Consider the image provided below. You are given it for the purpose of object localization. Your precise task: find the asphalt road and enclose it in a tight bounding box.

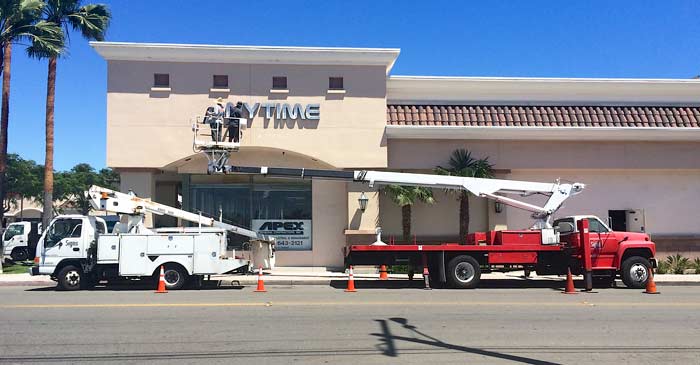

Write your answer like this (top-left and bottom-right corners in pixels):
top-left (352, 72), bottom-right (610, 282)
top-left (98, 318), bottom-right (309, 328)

top-left (1, 283), bottom-right (699, 364)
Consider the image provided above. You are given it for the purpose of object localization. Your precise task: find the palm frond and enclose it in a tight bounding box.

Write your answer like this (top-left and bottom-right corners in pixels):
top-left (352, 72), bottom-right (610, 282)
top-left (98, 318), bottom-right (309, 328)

top-left (67, 3), bottom-right (110, 41)
top-left (24, 19), bottom-right (63, 58)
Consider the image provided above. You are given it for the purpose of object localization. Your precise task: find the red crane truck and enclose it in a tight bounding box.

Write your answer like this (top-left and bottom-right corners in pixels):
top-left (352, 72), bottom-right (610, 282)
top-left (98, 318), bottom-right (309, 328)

top-left (222, 166), bottom-right (656, 290)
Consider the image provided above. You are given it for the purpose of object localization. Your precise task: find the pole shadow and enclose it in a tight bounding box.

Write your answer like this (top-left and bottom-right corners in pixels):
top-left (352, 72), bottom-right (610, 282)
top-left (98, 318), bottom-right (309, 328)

top-left (370, 317), bottom-right (561, 365)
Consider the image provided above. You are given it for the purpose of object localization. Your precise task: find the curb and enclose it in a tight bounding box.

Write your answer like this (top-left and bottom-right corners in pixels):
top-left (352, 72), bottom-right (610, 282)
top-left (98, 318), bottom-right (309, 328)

top-left (3, 279), bottom-right (700, 287)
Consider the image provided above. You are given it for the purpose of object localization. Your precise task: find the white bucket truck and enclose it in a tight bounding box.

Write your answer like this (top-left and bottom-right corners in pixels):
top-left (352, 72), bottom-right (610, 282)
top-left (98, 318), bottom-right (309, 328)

top-left (30, 186), bottom-right (275, 290)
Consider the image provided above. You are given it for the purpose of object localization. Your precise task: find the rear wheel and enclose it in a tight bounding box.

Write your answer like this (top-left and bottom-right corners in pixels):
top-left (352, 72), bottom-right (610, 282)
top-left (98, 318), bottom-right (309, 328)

top-left (446, 255), bottom-right (481, 289)
top-left (57, 265), bottom-right (83, 291)
top-left (160, 265), bottom-right (188, 290)
top-left (620, 256), bottom-right (650, 289)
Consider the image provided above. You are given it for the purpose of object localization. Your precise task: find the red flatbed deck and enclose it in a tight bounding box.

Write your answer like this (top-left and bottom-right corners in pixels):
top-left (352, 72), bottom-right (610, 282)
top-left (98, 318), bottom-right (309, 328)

top-left (349, 243), bottom-right (564, 252)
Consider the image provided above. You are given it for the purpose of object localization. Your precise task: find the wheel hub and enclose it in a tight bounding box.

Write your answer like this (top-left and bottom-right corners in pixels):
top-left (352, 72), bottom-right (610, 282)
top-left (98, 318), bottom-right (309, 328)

top-left (164, 270), bottom-right (180, 285)
top-left (65, 271), bottom-right (80, 286)
top-left (455, 262), bottom-right (475, 283)
top-left (630, 263), bottom-right (648, 283)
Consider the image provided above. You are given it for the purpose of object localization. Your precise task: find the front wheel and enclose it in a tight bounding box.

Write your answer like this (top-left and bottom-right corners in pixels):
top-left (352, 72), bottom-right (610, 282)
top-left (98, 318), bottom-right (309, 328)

top-left (57, 265), bottom-right (83, 291)
top-left (620, 256), bottom-right (651, 289)
top-left (446, 255), bottom-right (481, 289)
top-left (10, 247), bottom-right (28, 262)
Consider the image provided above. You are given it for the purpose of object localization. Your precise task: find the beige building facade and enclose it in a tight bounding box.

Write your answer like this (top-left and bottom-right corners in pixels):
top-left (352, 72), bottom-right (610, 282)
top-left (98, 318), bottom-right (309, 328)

top-left (92, 42), bottom-right (700, 267)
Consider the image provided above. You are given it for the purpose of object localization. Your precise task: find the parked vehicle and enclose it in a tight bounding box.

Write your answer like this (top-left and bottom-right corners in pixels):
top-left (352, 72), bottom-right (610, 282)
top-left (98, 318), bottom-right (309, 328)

top-left (30, 187), bottom-right (274, 291)
top-left (3, 221), bottom-right (41, 262)
top-left (227, 166), bottom-right (657, 290)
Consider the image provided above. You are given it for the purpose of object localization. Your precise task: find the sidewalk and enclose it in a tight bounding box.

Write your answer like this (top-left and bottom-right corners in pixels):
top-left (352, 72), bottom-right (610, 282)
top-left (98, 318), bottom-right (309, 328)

top-left (2, 267), bottom-right (699, 287)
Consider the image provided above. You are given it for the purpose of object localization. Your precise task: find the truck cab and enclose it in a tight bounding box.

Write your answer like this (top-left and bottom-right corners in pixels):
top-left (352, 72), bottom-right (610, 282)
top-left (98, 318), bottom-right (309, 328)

top-left (3, 221), bottom-right (41, 262)
top-left (33, 215), bottom-right (106, 277)
top-left (553, 215), bottom-right (656, 288)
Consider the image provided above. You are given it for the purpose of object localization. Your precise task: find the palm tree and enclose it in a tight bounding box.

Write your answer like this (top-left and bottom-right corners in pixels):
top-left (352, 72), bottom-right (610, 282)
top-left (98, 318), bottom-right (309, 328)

top-left (435, 149), bottom-right (494, 243)
top-left (28, 0), bottom-right (110, 228)
top-left (383, 185), bottom-right (435, 242)
top-left (0, 0), bottom-right (62, 228)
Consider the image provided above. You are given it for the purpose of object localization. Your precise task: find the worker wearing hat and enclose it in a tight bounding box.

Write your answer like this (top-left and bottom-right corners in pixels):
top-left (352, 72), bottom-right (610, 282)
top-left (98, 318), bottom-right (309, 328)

top-left (204, 98), bottom-right (226, 141)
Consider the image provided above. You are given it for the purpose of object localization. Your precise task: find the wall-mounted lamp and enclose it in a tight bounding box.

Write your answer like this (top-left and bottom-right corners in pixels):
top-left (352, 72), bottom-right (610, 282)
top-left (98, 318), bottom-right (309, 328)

top-left (358, 192), bottom-right (369, 212)
top-left (494, 202), bottom-right (503, 214)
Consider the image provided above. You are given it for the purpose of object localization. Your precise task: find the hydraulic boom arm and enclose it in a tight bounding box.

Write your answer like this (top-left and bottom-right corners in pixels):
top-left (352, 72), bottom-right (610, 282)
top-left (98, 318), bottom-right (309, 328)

top-left (222, 166), bottom-right (585, 227)
top-left (88, 185), bottom-right (270, 241)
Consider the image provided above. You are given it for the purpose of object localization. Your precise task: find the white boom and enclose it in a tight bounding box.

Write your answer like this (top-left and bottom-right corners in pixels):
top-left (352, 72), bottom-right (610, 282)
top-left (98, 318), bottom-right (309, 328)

top-left (87, 185), bottom-right (271, 241)
top-left (222, 166), bottom-right (585, 228)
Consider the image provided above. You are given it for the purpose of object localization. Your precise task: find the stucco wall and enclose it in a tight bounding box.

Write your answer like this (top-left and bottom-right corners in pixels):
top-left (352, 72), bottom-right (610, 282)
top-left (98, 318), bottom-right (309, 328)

top-left (106, 61), bottom-right (388, 170)
top-left (379, 190), bottom-right (488, 242)
top-left (387, 139), bottom-right (700, 170)
top-left (505, 169), bottom-right (700, 236)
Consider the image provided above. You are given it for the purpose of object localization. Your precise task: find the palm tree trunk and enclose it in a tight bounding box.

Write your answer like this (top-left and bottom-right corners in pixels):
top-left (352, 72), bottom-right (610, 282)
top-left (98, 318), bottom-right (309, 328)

top-left (0, 43), bottom-right (12, 229)
top-left (401, 204), bottom-right (411, 242)
top-left (459, 191), bottom-right (470, 243)
top-left (42, 57), bottom-right (57, 229)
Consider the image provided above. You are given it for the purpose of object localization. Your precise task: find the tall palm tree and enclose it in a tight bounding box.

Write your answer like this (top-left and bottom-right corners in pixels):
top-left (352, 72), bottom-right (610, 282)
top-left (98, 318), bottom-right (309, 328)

top-left (383, 185), bottom-right (435, 242)
top-left (435, 149), bottom-right (494, 243)
top-left (28, 0), bottom-right (110, 228)
top-left (0, 0), bottom-right (62, 228)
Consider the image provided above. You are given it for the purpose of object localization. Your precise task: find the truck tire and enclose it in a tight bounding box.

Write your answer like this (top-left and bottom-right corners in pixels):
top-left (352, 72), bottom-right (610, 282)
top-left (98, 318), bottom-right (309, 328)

top-left (10, 247), bottom-right (28, 262)
top-left (620, 256), bottom-right (650, 289)
top-left (161, 265), bottom-right (188, 290)
top-left (57, 265), bottom-right (83, 291)
top-left (446, 255), bottom-right (481, 289)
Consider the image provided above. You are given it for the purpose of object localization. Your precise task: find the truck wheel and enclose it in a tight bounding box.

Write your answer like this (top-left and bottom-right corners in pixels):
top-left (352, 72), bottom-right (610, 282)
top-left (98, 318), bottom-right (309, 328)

top-left (10, 247), bottom-right (28, 262)
top-left (621, 256), bottom-right (650, 289)
top-left (57, 265), bottom-right (83, 291)
top-left (162, 265), bottom-right (188, 290)
top-left (446, 255), bottom-right (481, 289)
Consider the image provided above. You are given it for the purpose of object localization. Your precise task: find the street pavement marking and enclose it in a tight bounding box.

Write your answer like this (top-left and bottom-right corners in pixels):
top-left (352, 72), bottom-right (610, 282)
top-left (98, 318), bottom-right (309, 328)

top-left (2, 301), bottom-right (700, 309)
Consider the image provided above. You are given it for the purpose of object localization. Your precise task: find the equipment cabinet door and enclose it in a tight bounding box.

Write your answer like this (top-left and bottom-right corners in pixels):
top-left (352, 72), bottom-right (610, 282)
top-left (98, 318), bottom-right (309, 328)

top-left (118, 235), bottom-right (151, 276)
top-left (193, 236), bottom-right (220, 274)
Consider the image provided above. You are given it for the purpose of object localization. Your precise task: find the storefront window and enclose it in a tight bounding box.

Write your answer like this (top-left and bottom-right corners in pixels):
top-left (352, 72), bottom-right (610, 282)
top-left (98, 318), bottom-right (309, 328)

top-left (190, 180), bottom-right (311, 250)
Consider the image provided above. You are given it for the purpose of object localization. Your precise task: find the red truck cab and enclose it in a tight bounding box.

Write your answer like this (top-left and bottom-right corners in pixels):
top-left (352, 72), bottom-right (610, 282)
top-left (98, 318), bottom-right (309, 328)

top-left (553, 215), bottom-right (656, 288)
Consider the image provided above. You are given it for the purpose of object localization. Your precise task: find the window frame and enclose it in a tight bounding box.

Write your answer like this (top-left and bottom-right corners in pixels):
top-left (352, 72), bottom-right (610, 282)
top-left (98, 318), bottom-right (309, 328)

top-left (272, 76), bottom-right (288, 90)
top-left (328, 76), bottom-right (344, 90)
top-left (212, 74), bottom-right (229, 88)
top-left (153, 73), bottom-right (170, 88)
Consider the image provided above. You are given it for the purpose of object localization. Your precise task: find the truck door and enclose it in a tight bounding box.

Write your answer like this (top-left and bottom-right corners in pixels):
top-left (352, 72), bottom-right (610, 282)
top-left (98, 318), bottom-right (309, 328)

top-left (587, 218), bottom-right (615, 268)
top-left (41, 218), bottom-right (86, 267)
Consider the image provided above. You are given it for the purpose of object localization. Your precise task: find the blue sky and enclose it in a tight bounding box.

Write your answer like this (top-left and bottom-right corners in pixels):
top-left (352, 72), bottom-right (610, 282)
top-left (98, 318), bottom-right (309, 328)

top-left (8, 0), bottom-right (700, 170)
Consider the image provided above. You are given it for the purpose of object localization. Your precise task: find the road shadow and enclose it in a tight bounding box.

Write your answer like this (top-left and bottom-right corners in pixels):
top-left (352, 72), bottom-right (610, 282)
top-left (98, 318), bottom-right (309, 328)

top-left (371, 317), bottom-right (561, 364)
top-left (24, 280), bottom-right (244, 292)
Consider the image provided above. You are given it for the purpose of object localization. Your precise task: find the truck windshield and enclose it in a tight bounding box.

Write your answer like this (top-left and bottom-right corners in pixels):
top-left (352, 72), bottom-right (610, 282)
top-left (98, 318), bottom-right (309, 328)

top-left (3, 224), bottom-right (24, 241)
top-left (45, 219), bottom-right (83, 248)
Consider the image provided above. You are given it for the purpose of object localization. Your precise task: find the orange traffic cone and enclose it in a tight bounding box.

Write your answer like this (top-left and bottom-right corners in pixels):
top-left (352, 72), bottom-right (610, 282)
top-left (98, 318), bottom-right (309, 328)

top-left (562, 268), bottom-right (577, 294)
top-left (254, 266), bottom-right (267, 292)
top-left (345, 266), bottom-right (357, 292)
top-left (155, 265), bottom-right (168, 294)
top-left (644, 269), bottom-right (660, 294)
top-left (379, 265), bottom-right (388, 280)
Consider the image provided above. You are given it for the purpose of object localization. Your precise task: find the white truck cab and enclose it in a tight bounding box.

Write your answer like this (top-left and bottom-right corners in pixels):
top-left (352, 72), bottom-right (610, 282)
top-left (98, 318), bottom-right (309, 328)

top-left (3, 221), bottom-right (41, 262)
top-left (34, 215), bottom-right (106, 278)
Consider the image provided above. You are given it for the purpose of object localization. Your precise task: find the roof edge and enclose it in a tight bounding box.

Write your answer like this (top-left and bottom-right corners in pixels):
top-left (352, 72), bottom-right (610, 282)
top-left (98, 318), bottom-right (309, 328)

top-left (90, 41), bottom-right (400, 73)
